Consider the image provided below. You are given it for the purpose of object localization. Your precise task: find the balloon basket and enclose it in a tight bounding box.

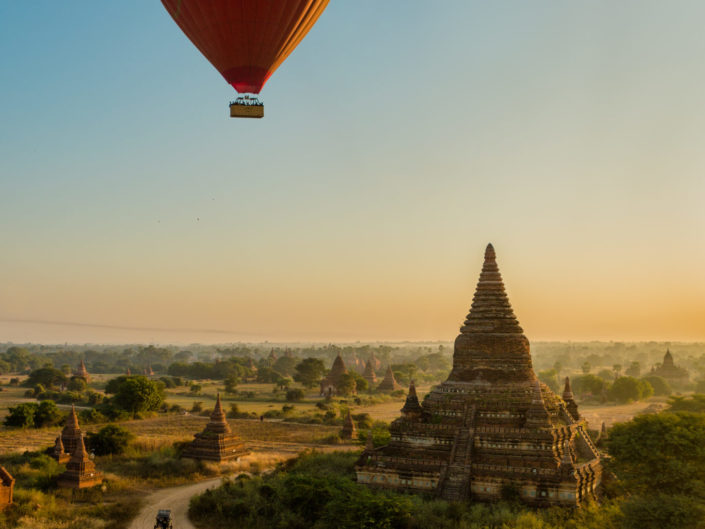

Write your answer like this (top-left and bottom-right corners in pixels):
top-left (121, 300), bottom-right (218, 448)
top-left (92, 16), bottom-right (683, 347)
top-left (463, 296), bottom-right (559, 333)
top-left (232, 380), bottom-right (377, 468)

top-left (230, 97), bottom-right (264, 118)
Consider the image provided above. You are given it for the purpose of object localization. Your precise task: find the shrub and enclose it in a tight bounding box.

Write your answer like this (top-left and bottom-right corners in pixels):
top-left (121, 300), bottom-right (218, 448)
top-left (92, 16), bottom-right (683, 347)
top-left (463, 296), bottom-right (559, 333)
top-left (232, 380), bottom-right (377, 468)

top-left (286, 389), bottom-right (305, 402)
top-left (641, 375), bottom-right (672, 396)
top-left (86, 424), bottom-right (134, 455)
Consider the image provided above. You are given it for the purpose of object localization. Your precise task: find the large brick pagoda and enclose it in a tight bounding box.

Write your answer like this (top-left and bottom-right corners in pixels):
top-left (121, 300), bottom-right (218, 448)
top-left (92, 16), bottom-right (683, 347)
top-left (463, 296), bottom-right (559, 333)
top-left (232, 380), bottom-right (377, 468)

top-left (182, 394), bottom-right (249, 462)
top-left (356, 244), bottom-right (601, 506)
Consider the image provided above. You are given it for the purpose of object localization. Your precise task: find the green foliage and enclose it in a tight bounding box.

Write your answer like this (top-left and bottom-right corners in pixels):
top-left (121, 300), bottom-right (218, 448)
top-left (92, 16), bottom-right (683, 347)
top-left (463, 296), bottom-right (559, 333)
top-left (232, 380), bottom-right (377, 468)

top-left (597, 368), bottom-right (615, 381)
top-left (666, 394), bottom-right (705, 413)
top-left (67, 376), bottom-right (88, 392)
top-left (640, 375), bottom-right (671, 396)
top-left (23, 367), bottom-right (67, 389)
top-left (190, 384), bottom-right (202, 394)
top-left (581, 361), bottom-right (591, 374)
top-left (111, 375), bottom-right (165, 417)
top-left (625, 361), bottom-right (641, 378)
top-left (608, 376), bottom-right (653, 403)
top-left (608, 412), bottom-right (705, 498)
top-left (537, 369), bottom-right (559, 393)
top-left (294, 358), bottom-right (327, 388)
top-left (4, 402), bottom-right (39, 428)
top-left (351, 371), bottom-right (369, 392)
top-left (336, 373), bottom-right (357, 396)
top-left (620, 493), bottom-right (705, 529)
top-left (286, 388), bottom-right (305, 402)
top-left (273, 356), bottom-right (299, 377)
top-left (571, 374), bottom-right (606, 398)
top-left (86, 424), bottom-right (134, 455)
top-left (34, 400), bottom-right (63, 427)
top-left (390, 363), bottom-right (417, 385)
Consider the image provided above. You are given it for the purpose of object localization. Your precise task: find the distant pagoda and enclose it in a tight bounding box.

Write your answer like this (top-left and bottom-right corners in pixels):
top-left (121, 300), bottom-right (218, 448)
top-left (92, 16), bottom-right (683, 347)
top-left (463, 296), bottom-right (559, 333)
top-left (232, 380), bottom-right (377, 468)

top-left (51, 435), bottom-right (70, 464)
top-left (74, 359), bottom-right (90, 382)
top-left (59, 405), bottom-right (83, 458)
top-left (320, 354), bottom-right (353, 396)
top-left (650, 349), bottom-right (689, 387)
top-left (362, 359), bottom-right (378, 387)
top-left (356, 244), bottom-right (601, 506)
top-left (341, 410), bottom-right (358, 440)
top-left (376, 365), bottom-right (402, 392)
top-left (182, 394), bottom-right (248, 462)
top-left (57, 435), bottom-right (103, 489)
top-left (0, 467), bottom-right (14, 510)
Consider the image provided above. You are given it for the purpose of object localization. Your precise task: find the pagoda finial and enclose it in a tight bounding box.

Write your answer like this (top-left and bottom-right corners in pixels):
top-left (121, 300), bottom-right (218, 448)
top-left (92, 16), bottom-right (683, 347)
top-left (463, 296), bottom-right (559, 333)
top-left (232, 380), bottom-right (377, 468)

top-left (485, 243), bottom-right (496, 261)
top-left (212, 393), bottom-right (226, 422)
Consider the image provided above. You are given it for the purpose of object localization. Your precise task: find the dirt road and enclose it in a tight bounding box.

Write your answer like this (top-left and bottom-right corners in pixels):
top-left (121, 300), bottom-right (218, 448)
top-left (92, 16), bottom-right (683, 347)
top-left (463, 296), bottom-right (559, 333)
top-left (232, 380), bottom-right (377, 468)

top-left (127, 477), bottom-right (224, 529)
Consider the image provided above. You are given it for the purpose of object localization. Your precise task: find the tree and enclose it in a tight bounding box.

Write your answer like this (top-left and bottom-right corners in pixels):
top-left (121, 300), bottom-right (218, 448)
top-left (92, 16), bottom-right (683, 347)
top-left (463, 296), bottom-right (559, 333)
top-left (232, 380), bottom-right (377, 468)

top-left (581, 361), bottom-right (591, 374)
top-left (224, 374), bottom-right (239, 393)
top-left (597, 368), bottom-right (615, 381)
top-left (608, 412), bottom-right (705, 528)
top-left (273, 356), bottom-right (298, 377)
top-left (608, 376), bottom-right (653, 404)
top-left (86, 424), bottom-right (134, 455)
top-left (67, 376), bottom-right (88, 392)
top-left (3, 402), bottom-right (38, 428)
top-left (641, 375), bottom-right (672, 396)
top-left (23, 367), bottom-right (67, 389)
top-left (34, 400), bottom-right (63, 427)
top-left (626, 361), bottom-right (641, 378)
top-left (286, 389), bottom-right (305, 402)
top-left (294, 358), bottom-right (326, 388)
top-left (112, 376), bottom-right (165, 417)
top-left (336, 373), bottom-right (357, 396)
top-left (667, 394), bottom-right (705, 413)
top-left (613, 364), bottom-right (623, 377)
top-left (190, 384), bottom-right (202, 394)
top-left (572, 374), bottom-right (606, 397)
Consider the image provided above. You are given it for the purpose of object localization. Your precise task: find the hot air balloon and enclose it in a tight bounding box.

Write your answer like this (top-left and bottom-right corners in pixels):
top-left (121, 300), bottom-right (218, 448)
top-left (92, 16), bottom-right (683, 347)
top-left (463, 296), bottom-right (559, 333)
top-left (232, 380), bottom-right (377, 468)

top-left (161, 0), bottom-right (330, 118)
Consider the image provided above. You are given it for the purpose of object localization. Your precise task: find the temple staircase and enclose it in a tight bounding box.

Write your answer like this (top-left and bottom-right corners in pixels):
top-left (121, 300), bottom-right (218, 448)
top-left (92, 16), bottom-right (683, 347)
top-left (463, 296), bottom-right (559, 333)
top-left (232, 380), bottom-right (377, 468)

top-left (439, 404), bottom-right (476, 501)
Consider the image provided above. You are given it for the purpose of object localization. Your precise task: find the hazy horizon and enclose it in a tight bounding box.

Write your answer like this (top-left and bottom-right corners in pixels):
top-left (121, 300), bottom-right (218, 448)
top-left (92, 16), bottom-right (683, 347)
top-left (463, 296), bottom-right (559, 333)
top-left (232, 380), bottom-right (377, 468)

top-left (2, 2), bottom-right (704, 345)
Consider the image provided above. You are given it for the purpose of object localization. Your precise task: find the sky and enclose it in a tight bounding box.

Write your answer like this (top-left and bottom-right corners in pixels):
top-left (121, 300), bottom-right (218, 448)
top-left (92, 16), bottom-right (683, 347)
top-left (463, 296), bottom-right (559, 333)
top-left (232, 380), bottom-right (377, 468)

top-left (1, 1), bottom-right (704, 345)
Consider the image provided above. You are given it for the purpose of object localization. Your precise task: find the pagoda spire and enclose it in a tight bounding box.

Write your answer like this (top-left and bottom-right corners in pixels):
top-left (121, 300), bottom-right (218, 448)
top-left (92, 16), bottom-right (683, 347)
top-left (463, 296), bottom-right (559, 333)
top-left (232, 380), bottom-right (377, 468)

top-left (525, 380), bottom-right (551, 428)
top-left (401, 380), bottom-right (423, 417)
top-left (207, 393), bottom-right (231, 434)
top-left (67, 404), bottom-right (79, 429)
top-left (377, 365), bottom-right (401, 392)
top-left (460, 243), bottom-right (523, 335)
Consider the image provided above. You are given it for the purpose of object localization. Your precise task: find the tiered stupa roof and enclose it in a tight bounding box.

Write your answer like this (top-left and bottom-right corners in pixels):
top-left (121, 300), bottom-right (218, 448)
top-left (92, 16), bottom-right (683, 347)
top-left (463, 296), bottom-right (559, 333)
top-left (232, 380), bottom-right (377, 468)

top-left (320, 354), bottom-right (350, 396)
top-left (58, 435), bottom-right (102, 489)
top-left (61, 405), bottom-right (83, 457)
top-left (356, 244), bottom-right (602, 507)
top-left (362, 359), bottom-right (378, 386)
top-left (182, 394), bottom-right (248, 462)
top-left (376, 365), bottom-right (401, 392)
top-left (74, 359), bottom-right (90, 381)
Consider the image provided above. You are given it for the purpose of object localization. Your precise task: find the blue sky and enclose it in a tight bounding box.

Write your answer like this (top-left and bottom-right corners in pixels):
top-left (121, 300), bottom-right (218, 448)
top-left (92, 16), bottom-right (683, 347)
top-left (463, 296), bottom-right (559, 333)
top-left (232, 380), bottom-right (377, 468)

top-left (1, 1), bottom-right (704, 344)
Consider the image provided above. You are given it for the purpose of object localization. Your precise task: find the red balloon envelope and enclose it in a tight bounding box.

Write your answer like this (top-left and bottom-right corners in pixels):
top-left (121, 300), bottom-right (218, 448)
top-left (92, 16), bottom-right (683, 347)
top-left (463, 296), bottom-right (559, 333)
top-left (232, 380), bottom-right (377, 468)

top-left (161, 0), bottom-right (330, 94)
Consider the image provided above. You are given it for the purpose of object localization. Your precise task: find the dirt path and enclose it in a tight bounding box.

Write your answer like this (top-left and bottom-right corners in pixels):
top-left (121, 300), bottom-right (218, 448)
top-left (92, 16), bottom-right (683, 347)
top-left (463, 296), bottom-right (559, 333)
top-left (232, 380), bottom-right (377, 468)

top-left (127, 477), bottom-right (224, 529)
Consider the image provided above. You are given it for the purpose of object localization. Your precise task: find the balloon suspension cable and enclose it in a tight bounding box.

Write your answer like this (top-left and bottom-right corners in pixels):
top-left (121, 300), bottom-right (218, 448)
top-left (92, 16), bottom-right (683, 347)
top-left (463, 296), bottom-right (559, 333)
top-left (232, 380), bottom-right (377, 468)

top-left (229, 94), bottom-right (264, 118)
